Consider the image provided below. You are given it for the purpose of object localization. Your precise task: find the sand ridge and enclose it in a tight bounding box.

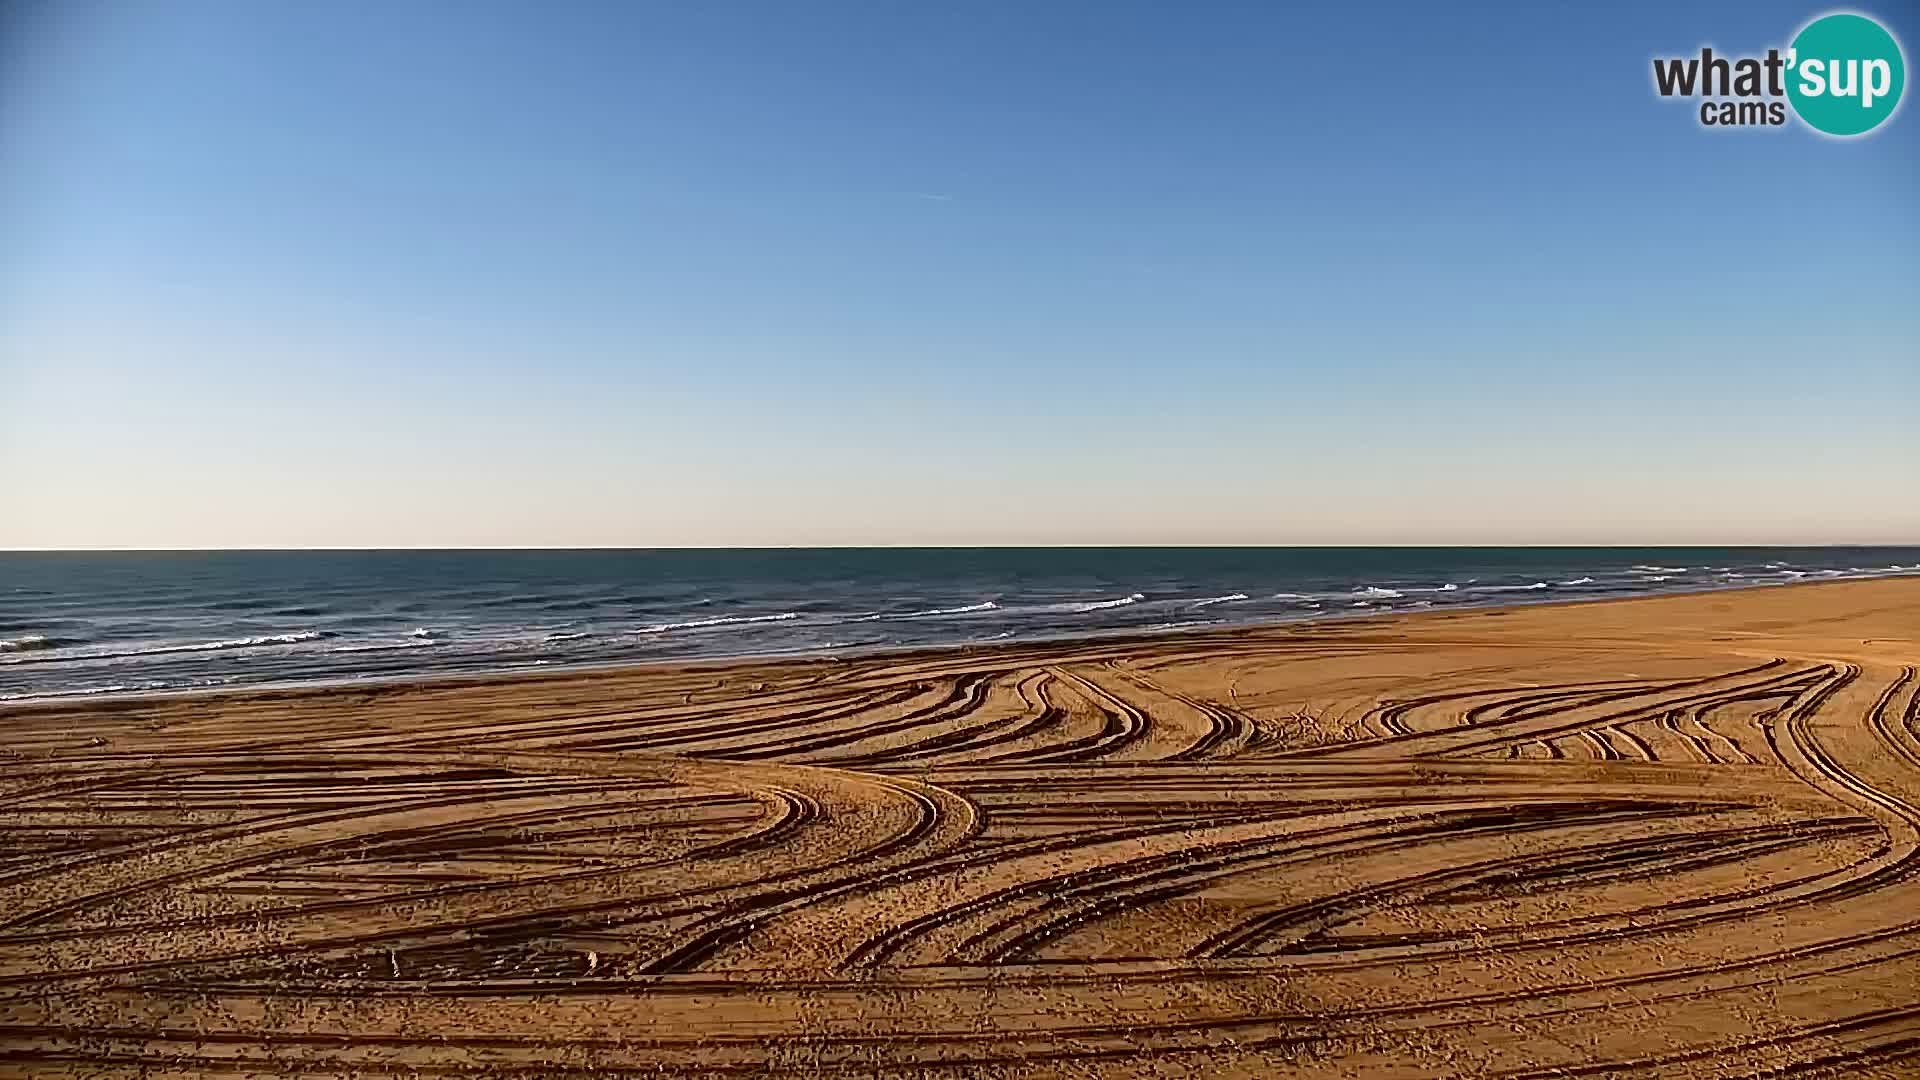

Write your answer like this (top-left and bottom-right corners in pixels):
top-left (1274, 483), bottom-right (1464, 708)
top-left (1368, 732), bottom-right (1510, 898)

top-left (0, 578), bottom-right (1916, 1077)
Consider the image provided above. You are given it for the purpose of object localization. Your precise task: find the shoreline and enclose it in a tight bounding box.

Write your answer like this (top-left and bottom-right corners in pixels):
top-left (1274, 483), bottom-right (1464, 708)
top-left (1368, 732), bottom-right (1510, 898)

top-left (6, 572), bottom-right (1910, 713)
top-left (5, 573), bottom-right (1918, 1076)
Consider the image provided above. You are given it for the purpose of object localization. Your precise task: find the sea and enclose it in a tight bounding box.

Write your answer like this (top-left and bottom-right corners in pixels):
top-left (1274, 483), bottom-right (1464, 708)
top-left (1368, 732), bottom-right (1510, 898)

top-left (2, 547), bottom-right (1916, 702)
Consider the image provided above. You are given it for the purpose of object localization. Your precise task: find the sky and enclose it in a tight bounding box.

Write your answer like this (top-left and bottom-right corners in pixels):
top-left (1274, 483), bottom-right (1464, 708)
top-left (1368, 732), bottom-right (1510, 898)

top-left (2, 0), bottom-right (1916, 549)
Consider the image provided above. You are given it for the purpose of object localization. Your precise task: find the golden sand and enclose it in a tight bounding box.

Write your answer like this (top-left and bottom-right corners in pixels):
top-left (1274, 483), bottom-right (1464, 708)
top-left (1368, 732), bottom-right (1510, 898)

top-left (1, 578), bottom-right (1916, 1077)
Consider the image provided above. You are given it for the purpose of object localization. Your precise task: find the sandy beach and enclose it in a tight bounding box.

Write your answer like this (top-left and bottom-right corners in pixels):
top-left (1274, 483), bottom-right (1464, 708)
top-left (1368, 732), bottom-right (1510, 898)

top-left (1, 577), bottom-right (1916, 1077)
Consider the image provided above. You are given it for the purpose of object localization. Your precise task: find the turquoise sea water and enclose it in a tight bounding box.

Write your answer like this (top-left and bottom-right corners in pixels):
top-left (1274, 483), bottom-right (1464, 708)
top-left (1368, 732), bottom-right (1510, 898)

top-left (3, 547), bottom-right (1916, 700)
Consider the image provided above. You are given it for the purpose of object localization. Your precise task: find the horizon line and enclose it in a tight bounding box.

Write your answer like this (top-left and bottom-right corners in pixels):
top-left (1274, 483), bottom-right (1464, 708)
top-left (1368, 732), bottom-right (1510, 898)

top-left (5, 541), bottom-right (1918, 554)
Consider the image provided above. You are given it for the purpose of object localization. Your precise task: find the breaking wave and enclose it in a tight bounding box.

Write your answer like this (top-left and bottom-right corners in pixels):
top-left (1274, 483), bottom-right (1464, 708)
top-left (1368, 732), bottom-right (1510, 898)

top-left (896, 601), bottom-right (1000, 619)
top-left (0, 634), bottom-right (81, 654)
top-left (1069, 593), bottom-right (1145, 613)
top-left (160, 631), bottom-right (330, 654)
top-left (1354, 587), bottom-right (1403, 599)
top-left (8, 631), bottom-right (337, 665)
top-left (1148, 619), bottom-right (1224, 631)
top-left (639, 612), bottom-right (799, 634)
top-left (1190, 593), bottom-right (1249, 608)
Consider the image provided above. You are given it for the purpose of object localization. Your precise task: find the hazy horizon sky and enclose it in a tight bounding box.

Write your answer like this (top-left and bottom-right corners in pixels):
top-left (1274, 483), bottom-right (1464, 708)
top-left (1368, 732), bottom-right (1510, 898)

top-left (4, 1), bottom-right (1916, 549)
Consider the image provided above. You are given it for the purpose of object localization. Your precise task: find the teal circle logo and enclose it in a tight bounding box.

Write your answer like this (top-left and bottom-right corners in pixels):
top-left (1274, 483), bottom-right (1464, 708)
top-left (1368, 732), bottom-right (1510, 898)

top-left (1787, 13), bottom-right (1906, 136)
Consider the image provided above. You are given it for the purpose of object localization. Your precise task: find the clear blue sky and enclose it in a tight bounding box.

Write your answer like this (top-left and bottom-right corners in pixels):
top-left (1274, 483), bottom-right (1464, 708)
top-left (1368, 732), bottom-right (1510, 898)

top-left (3, 0), bottom-right (1915, 548)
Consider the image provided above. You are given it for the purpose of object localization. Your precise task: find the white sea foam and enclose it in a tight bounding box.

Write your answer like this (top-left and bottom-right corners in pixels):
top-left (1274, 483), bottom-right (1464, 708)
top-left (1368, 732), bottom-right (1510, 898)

top-left (1354, 587), bottom-right (1402, 599)
top-left (0, 634), bottom-right (60, 653)
top-left (1271, 592), bottom-right (1313, 600)
top-left (331, 639), bottom-right (439, 654)
top-left (110, 631), bottom-right (331, 659)
top-left (0, 682), bottom-right (161, 701)
top-left (1190, 593), bottom-right (1249, 608)
top-left (858, 600), bottom-right (1001, 622)
top-left (7, 630), bottom-right (331, 665)
top-left (1148, 619), bottom-right (1224, 631)
top-left (543, 631), bottom-right (590, 643)
top-left (1632, 565), bottom-right (1689, 574)
top-left (639, 612), bottom-right (799, 634)
top-left (1558, 577), bottom-right (1596, 586)
top-left (904, 601), bottom-right (1000, 618)
top-left (408, 627), bottom-right (441, 639)
top-left (1471, 582), bottom-right (1550, 592)
top-left (1069, 593), bottom-right (1145, 613)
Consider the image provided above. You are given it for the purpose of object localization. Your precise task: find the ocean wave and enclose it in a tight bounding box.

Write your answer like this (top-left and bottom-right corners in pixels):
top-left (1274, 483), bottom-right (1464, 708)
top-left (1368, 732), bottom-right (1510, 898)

top-left (1631, 565), bottom-right (1689, 574)
top-left (1558, 577), bottom-right (1596, 586)
top-left (1400, 583), bottom-right (1458, 593)
top-left (880, 601), bottom-right (1001, 620)
top-left (74, 631), bottom-right (334, 662)
top-left (330, 639), bottom-right (439, 654)
top-left (1148, 619), bottom-right (1224, 631)
top-left (164, 631), bottom-right (331, 654)
top-left (1471, 582), bottom-right (1550, 593)
top-left (639, 612), bottom-right (799, 634)
top-left (1271, 592), bottom-right (1313, 600)
top-left (203, 597), bottom-right (283, 612)
top-left (0, 682), bottom-right (170, 701)
top-left (1354, 587), bottom-right (1402, 599)
top-left (540, 598), bottom-right (605, 612)
top-left (0, 634), bottom-right (82, 654)
top-left (1068, 593), bottom-right (1145, 613)
top-left (1190, 593), bottom-right (1249, 608)
top-left (543, 631), bottom-right (591, 643)
top-left (408, 627), bottom-right (442, 639)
